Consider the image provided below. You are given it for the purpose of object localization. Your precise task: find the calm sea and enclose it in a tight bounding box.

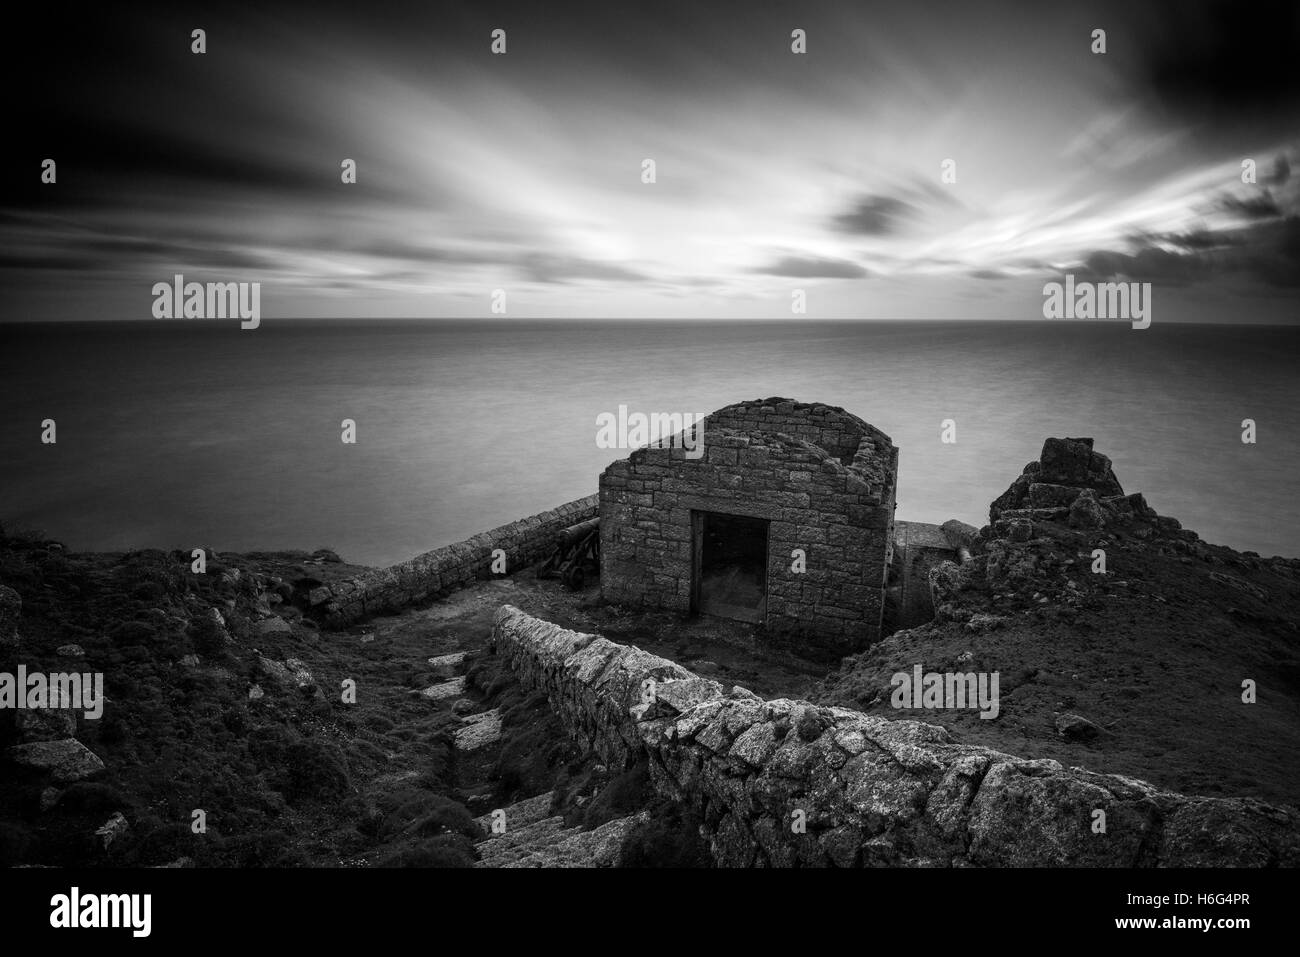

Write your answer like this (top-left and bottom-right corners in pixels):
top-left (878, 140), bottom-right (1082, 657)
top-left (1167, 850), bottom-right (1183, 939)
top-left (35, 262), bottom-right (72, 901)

top-left (1, 319), bottom-right (1296, 566)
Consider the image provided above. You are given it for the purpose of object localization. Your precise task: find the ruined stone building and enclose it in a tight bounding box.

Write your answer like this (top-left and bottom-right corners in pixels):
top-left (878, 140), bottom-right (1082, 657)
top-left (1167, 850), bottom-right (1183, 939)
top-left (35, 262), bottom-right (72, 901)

top-left (598, 399), bottom-right (899, 659)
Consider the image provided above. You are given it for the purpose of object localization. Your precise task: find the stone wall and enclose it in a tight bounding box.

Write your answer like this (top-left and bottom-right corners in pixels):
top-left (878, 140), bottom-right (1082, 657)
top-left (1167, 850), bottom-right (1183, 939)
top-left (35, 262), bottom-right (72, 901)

top-left (600, 400), bottom-right (897, 658)
top-left (492, 604), bottom-right (1300, 867)
top-left (887, 521), bottom-right (966, 632)
top-left (312, 495), bottom-right (599, 626)
top-left (705, 398), bottom-right (896, 497)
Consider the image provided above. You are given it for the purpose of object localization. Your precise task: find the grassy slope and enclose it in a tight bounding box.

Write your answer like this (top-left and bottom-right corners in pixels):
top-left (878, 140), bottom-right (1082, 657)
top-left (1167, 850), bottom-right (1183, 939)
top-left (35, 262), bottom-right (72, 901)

top-left (814, 514), bottom-right (1300, 808)
top-left (0, 535), bottom-right (481, 867)
top-left (0, 531), bottom-right (728, 868)
top-left (5, 488), bottom-right (1295, 869)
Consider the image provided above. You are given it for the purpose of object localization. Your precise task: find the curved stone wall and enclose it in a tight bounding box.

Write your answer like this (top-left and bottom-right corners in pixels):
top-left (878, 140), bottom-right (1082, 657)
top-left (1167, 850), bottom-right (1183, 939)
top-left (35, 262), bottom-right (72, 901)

top-left (492, 604), bottom-right (1300, 867)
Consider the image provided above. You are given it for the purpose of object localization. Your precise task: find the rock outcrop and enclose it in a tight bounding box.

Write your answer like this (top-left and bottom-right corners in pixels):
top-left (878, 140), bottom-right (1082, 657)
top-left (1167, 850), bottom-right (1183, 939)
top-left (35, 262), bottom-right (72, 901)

top-left (928, 436), bottom-right (1212, 623)
top-left (491, 604), bottom-right (1300, 867)
top-left (990, 437), bottom-right (1126, 524)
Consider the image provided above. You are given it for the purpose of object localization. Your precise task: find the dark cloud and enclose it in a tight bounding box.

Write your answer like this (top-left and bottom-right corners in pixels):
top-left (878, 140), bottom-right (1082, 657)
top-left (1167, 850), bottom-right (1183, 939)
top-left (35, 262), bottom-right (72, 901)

top-left (1219, 192), bottom-right (1284, 220)
top-left (0, 255), bottom-right (102, 273)
top-left (0, 221), bottom-right (650, 287)
top-left (758, 256), bottom-right (869, 279)
top-left (354, 240), bottom-right (496, 265)
top-left (1255, 216), bottom-right (1300, 287)
top-left (0, 229), bottom-right (280, 274)
top-left (1079, 247), bottom-right (1210, 286)
top-left (968, 269), bottom-right (1010, 280)
top-left (832, 196), bottom-right (915, 235)
top-left (1270, 154), bottom-right (1291, 186)
top-left (1164, 229), bottom-right (1239, 251)
top-left (1077, 217), bottom-right (1300, 289)
top-left (1140, 0), bottom-right (1300, 122)
top-left (518, 254), bottom-right (647, 284)
top-left (347, 240), bottom-right (649, 283)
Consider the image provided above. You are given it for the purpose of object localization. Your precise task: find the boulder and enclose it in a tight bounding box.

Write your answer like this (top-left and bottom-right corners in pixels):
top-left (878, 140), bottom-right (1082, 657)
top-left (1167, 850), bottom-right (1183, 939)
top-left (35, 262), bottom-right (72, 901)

top-left (1056, 713), bottom-right (1104, 742)
top-left (255, 616), bottom-right (293, 637)
top-left (1037, 437), bottom-right (1124, 496)
top-left (8, 739), bottom-right (106, 782)
top-left (1028, 483), bottom-right (1083, 509)
top-left (989, 473), bottom-right (1033, 521)
top-left (15, 705), bottom-right (77, 743)
top-left (1007, 518), bottom-right (1034, 542)
top-left (991, 438), bottom-right (1124, 521)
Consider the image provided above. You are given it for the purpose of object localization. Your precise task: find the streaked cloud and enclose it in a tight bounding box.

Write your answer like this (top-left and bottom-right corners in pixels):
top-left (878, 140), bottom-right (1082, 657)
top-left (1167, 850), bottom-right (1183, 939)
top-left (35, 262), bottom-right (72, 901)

top-left (3, 0), bottom-right (1297, 322)
top-left (758, 256), bottom-right (870, 279)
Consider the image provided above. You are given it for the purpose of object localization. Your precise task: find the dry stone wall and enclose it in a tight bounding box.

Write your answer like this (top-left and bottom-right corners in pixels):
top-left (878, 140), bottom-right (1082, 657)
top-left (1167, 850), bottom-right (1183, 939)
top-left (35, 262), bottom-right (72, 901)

top-left (705, 398), bottom-right (897, 494)
top-left (492, 604), bottom-right (1300, 868)
top-left (313, 495), bottom-right (598, 626)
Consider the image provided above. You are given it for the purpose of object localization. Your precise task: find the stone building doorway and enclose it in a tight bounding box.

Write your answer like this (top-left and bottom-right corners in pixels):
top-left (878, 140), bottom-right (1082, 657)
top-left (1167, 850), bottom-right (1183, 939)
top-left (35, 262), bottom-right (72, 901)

top-left (691, 510), bottom-right (768, 624)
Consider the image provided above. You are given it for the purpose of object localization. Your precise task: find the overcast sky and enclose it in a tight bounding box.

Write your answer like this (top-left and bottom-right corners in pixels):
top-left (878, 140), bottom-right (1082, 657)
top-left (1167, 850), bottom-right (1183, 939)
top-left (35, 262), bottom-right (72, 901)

top-left (4, 0), bottom-right (1298, 321)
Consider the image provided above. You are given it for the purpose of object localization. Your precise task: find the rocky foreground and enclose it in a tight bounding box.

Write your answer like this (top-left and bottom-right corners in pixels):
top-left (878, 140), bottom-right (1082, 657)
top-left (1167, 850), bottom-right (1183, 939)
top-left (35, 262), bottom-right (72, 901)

top-left (0, 533), bottom-right (694, 868)
top-left (492, 602), bottom-right (1300, 866)
top-left (1, 436), bottom-right (1297, 867)
top-left (818, 437), bottom-right (1300, 809)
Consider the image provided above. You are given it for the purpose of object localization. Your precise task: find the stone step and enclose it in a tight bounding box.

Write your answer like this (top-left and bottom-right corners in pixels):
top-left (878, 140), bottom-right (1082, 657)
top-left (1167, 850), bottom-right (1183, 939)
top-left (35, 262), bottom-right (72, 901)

top-left (418, 675), bottom-right (466, 700)
top-left (454, 709), bottom-right (502, 751)
top-left (474, 791), bottom-right (556, 837)
top-left (500, 814), bottom-right (648, 868)
top-left (470, 786), bottom-right (646, 868)
top-left (427, 652), bottom-right (467, 679)
top-left (475, 817), bottom-right (574, 866)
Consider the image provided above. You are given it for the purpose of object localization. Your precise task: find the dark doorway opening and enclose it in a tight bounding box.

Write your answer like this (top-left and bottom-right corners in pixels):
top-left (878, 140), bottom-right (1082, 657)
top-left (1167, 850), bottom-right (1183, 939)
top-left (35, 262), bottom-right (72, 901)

top-left (693, 511), bottom-right (768, 623)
